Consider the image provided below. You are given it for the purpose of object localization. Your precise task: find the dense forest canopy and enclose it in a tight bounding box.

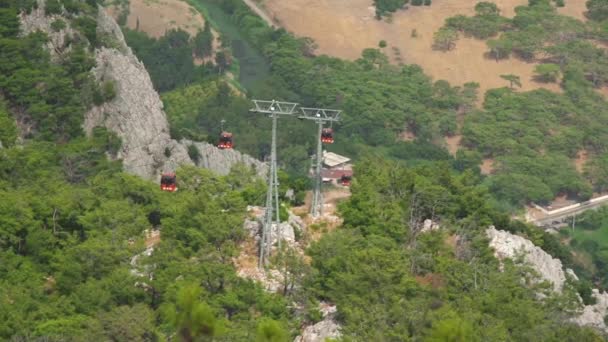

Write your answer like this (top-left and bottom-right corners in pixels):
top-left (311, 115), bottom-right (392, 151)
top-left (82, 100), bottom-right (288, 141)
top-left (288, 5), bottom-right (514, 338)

top-left (2, 0), bottom-right (608, 339)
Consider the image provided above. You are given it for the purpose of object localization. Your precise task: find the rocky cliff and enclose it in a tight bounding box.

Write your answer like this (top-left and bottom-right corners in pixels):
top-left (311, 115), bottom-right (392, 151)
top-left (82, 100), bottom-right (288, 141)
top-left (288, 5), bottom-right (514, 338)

top-left (294, 303), bottom-right (341, 342)
top-left (20, 0), bottom-right (75, 61)
top-left (182, 140), bottom-right (267, 178)
top-left (486, 226), bottom-right (572, 292)
top-left (486, 226), bottom-right (608, 332)
top-left (21, 0), bottom-right (265, 180)
top-left (86, 9), bottom-right (266, 179)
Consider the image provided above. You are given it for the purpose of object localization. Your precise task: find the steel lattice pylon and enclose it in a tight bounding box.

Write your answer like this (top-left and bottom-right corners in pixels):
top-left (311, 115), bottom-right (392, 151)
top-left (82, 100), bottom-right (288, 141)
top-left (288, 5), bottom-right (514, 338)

top-left (250, 100), bottom-right (298, 267)
top-left (299, 108), bottom-right (341, 217)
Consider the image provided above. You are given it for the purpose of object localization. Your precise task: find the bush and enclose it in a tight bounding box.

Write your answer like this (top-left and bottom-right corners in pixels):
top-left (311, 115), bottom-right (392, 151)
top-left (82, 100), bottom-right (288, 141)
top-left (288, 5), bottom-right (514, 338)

top-left (45, 0), bottom-right (62, 15)
top-left (424, 0), bottom-right (431, 5)
top-left (51, 19), bottom-right (66, 32)
top-left (412, 0), bottom-right (423, 5)
top-left (0, 102), bottom-right (17, 148)
top-left (187, 144), bottom-right (200, 164)
top-left (102, 81), bottom-right (117, 102)
top-left (374, 0), bottom-right (408, 17)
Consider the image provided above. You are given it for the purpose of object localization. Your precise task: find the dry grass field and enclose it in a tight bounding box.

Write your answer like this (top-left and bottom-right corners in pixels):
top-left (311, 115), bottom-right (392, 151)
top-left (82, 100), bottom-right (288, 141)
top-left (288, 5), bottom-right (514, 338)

top-left (264, 0), bottom-right (587, 95)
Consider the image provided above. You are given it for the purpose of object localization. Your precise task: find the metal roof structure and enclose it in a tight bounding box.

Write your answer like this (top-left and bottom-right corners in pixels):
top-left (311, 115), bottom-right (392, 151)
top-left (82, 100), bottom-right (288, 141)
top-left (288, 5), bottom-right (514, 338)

top-left (323, 151), bottom-right (351, 168)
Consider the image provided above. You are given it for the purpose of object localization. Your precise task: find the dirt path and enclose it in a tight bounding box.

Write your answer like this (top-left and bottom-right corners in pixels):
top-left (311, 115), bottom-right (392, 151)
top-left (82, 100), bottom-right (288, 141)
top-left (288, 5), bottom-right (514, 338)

top-left (242, 0), bottom-right (276, 27)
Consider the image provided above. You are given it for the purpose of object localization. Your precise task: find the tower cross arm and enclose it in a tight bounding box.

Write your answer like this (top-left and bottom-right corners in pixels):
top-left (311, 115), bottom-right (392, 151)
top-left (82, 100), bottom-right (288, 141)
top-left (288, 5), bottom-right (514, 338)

top-left (250, 100), bottom-right (299, 115)
top-left (299, 107), bottom-right (342, 122)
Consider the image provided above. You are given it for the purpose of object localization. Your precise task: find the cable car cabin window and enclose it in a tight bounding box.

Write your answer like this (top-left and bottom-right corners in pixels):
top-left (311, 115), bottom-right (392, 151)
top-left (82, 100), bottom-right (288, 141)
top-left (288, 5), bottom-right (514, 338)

top-left (218, 132), bottom-right (233, 149)
top-left (340, 175), bottom-right (352, 186)
top-left (160, 173), bottom-right (177, 192)
top-left (321, 128), bottom-right (334, 144)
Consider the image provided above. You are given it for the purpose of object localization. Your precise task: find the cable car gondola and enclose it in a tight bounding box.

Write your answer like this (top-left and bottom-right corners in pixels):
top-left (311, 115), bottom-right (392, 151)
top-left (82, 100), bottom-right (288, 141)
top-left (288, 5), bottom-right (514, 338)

top-left (160, 173), bottom-right (177, 192)
top-left (218, 132), bottom-right (233, 149)
top-left (217, 119), bottom-right (234, 149)
top-left (321, 128), bottom-right (334, 144)
top-left (339, 174), bottom-right (352, 187)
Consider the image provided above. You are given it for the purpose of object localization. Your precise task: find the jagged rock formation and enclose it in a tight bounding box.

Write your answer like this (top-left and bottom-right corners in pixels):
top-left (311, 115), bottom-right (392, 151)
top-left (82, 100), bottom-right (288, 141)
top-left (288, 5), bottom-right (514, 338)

top-left (84, 9), bottom-right (192, 179)
top-left (84, 9), bottom-right (265, 179)
top-left (20, 0), bottom-right (75, 61)
top-left (572, 290), bottom-right (608, 332)
top-left (295, 303), bottom-right (342, 342)
top-left (242, 206), bottom-right (297, 246)
top-left (20, 1), bottom-right (266, 180)
top-left (486, 226), bottom-right (608, 332)
top-left (487, 226), bottom-right (570, 292)
top-left (182, 140), bottom-right (267, 177)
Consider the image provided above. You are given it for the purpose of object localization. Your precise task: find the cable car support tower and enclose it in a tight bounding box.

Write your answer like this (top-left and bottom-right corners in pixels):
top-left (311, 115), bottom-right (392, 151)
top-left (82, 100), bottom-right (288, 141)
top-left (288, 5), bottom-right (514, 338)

top-left (250, 100), bottom-right (298, 267)
top-left (299, 107), bottom-right (341, 218)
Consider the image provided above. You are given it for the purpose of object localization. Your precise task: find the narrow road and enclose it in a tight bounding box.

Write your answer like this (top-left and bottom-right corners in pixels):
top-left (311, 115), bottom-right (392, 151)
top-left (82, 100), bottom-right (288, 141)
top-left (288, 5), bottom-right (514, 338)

top-left (241, 0), bottom-right (276, 28)
top-left (532, 197), bottom-right (608, 227)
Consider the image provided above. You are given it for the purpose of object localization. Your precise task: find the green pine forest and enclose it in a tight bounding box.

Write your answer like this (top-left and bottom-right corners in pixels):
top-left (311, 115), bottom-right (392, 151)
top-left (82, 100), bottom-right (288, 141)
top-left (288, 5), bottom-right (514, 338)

top-left (2, 0), bottom-right (608, 340)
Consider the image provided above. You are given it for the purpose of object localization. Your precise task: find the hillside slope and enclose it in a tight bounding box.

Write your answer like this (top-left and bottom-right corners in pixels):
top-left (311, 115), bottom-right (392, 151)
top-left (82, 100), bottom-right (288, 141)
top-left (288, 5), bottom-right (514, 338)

top-left (19, 0), bottom-right (265, 179)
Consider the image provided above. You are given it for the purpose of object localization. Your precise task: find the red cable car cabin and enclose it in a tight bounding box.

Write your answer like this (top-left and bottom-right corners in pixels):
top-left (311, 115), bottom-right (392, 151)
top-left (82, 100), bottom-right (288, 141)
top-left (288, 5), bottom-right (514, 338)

top-left (321, 128), bottom-right (334, 144)
top-left (218, 132), bottom-right (233, 149)
top-left (339, 174), bottom-right (352, 187)
top-left (160, 173), bottom-right (177, 192)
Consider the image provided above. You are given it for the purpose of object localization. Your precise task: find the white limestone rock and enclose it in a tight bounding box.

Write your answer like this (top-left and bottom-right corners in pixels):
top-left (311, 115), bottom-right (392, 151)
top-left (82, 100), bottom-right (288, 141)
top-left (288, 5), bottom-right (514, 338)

top-left (486, 226), bottom-right (608, 333)
top-left (181, 140), bottom-right (267, 178)
top-left (421, 219), bottom-right (440, 233)
top-left (20, 0), bottom-right (75, 61)
top-left (486, 226), bottom-right (567, 292)
top-left (295, 303), bottom-right (342, 342)
top-left (571, 290), bottom-right (608, 332)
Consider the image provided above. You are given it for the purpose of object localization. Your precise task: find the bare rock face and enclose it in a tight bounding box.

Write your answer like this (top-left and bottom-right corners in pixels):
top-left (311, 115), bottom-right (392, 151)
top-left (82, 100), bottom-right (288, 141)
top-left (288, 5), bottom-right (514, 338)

top-left (243, 206), bottom-right (296, 246)
top-left (295, 303), bottom-right (342, 342)
top-left (20, 0), bottom-right (75, 61)
top-left (84, 44), bottom-right (192, 178)
top-left (486, 226), bottom-right (608, 333)
top-left (181, 140), bottom-right (267, 178)
top-left (20, 2), bottom-right (264, 180)
top-left (571, 290), bottom-right (608, 332)
top-left (84, 10), bottom-right (265, 179)
top-left (83, 9), bottom-right (192, 179)
top-left (486, 226), bottom-right (568, 292)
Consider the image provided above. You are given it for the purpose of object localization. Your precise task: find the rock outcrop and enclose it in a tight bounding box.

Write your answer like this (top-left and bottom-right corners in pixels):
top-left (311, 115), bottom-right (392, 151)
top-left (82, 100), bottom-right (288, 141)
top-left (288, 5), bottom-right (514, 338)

top-left (83, 9), bottom-right (265, 179)
top-left (486, 226), bottom-right (608, 333)
top-left (20, 0), bottom-right (75, 61)
top-left (295, 303), bottom-right (342, 342)
top-left (487, 226), bottom-right (570, 292)
top-left (572, 290), bottom-right (608, 332)
top-left (242, 206), bottom-right (297, 246)
top-left (20, 2), bottom-right (266, 180)
top-left (182, 140), bottom-right (267, 178)
top-left (84, 9), bottom-right (192, 179)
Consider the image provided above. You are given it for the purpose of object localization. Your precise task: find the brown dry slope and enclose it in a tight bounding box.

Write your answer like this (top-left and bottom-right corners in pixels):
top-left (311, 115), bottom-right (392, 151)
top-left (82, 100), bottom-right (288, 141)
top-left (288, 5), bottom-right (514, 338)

top-left (264, 0), bottom-right (586, 95)
top-left (123, 0), bottom-right (205, 38)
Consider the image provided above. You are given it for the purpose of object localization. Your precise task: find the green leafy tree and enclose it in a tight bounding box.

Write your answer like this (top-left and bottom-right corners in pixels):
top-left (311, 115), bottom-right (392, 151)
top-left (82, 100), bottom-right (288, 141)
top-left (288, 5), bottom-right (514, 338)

top-left (586, 0), bottom-right (608, 21)
top-left (433, 27), bottom-right (459, 51)
top-left (500, 74), bottom-right (522, 89)
top-left (255, 318), bottom-right (288, 342)
top-left (534, 63), bottom-right (561, 82)
top-left (193, 22), bottom-right (214, 58)
top-left (426, 317), bottom-right (477, 342)
top-left (164, 284), bottom-right (223, 341)
top-left (99, 304), bottom-right (157, 342)
top-left (0, 101), bottom-right (17, 147)
top-left (474, 2), bottom-right (500, 16)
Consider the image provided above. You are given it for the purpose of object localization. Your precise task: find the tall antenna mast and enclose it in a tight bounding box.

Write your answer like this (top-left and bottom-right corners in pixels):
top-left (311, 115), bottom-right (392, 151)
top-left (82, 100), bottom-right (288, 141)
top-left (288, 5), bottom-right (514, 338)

top-left (299, 107), bottom-right (341, 217)
top-left (250, 100), bottom-right (298, 267)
